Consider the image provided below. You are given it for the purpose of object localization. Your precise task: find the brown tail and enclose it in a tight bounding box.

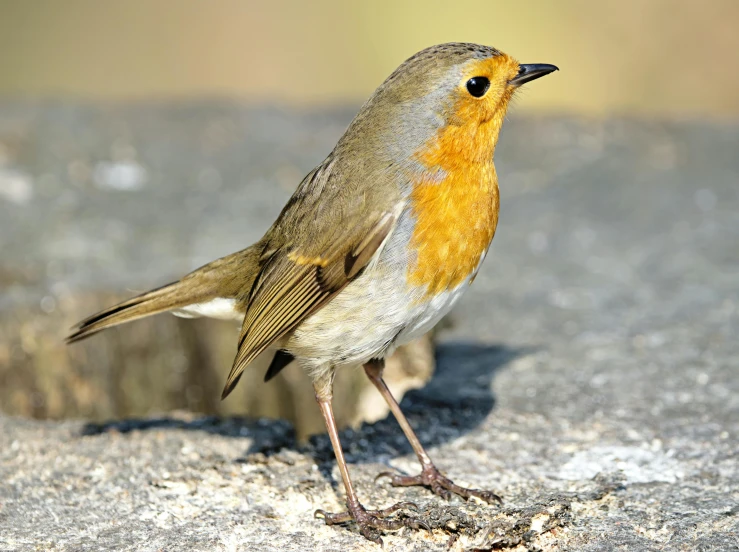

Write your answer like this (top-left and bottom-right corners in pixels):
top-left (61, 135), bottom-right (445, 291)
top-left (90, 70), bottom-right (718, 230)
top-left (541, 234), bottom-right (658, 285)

top-left (66, 245), bottom-right (260, 344)
top-left (66, 280), bottom-right (210, 343)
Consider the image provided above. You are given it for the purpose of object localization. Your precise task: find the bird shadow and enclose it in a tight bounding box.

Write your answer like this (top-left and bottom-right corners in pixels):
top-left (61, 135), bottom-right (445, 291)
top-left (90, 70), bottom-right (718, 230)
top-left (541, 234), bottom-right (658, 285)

top-left (306, 342), bottom-right (530, 488)
top-left (80, 341), bottom-right (530, 500)
top-left (81, 341), bottom-right (531, 472)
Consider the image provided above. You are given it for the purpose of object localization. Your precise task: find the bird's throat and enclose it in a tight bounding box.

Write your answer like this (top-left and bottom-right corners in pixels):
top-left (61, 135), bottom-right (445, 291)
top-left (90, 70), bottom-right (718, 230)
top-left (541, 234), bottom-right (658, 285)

top-left (407, 134), bottom-right (500, 297)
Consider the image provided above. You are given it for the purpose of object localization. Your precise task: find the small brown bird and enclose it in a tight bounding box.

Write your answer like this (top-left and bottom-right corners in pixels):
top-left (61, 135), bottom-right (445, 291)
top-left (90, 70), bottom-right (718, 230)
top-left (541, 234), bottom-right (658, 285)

top-left (68, 43), bottom-right (557, 543)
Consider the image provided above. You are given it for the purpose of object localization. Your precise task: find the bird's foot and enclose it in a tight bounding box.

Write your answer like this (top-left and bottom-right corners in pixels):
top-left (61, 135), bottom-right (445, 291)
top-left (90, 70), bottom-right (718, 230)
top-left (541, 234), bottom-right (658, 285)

top-left (376, 464), bottom-right (501, 504)
top-left (315, 500), bottom-right (429, 545)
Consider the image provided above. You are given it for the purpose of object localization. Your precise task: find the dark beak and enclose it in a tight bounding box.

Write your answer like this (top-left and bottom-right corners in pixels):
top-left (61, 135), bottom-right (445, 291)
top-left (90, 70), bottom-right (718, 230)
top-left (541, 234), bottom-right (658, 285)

top-left (509, 63), bottom-right (559, 87)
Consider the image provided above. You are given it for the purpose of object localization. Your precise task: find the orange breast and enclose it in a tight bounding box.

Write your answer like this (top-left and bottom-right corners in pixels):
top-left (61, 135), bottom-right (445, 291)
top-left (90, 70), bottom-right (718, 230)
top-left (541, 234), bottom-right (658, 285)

top-left (407, 124), bottom-right (500, 296)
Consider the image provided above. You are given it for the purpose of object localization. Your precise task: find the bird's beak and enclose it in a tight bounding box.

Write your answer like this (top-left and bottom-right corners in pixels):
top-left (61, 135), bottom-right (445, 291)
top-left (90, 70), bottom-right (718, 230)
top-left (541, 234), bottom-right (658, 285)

top-left (509, 63), bottom-right (559, 87)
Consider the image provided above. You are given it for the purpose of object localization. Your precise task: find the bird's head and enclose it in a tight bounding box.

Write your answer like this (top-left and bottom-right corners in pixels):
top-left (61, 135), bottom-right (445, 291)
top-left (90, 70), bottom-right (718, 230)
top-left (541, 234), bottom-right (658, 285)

top-left (341, 43), bottom-right (557, 170)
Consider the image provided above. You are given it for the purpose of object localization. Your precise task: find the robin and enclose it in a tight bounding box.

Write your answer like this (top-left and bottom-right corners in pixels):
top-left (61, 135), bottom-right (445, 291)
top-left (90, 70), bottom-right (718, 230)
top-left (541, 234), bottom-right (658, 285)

top-left (67, 43), bottom-right (557, 543)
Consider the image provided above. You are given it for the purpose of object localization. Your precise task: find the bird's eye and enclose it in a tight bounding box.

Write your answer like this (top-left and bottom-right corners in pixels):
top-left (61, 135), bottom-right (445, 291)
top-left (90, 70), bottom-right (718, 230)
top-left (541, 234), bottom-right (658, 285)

top-left (466, 77), bottom-right (490, 98)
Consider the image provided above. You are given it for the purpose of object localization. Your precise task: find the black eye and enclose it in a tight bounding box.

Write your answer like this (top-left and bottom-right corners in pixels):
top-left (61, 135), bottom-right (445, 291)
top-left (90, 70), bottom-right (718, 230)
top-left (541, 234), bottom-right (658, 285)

top-left (466, 76), bottom-right (490, 98)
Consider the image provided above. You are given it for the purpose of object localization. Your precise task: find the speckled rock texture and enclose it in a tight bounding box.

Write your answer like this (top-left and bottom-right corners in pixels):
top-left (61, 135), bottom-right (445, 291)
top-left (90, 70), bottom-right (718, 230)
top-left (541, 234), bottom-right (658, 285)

top-left (1, 105), bottom-right (738, 551)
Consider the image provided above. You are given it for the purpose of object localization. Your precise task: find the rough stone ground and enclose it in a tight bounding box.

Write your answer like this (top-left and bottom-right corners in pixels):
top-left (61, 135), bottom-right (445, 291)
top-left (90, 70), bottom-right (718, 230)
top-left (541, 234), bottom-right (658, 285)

top-left (1, 105), bottom-right (738, 550)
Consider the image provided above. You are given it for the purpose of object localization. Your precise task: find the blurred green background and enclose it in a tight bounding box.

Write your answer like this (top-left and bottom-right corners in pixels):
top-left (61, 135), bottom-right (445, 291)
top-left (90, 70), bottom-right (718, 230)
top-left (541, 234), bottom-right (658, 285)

top-left (1, 0), bottom-right (738, 118)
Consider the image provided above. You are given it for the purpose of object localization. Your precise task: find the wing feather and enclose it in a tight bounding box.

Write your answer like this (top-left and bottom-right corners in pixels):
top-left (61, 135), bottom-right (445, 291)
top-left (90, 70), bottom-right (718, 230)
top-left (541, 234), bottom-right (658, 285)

top-left (220, 209), bottom-right (399, 398)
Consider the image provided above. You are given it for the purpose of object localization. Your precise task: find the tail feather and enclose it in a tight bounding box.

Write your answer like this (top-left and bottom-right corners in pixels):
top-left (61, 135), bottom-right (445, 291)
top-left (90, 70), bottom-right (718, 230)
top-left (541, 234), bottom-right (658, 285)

top-left (66, 280), bottom-right (215, 343)
top-left (66, 244), bottom-right (261, 344)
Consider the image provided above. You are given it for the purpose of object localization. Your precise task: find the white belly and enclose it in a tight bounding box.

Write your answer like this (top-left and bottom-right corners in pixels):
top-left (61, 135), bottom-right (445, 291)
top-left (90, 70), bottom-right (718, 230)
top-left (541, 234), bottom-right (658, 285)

top-left (395, 282), bottom-right (470, 344)
top-left (287, 263), bottom-right (473, 376)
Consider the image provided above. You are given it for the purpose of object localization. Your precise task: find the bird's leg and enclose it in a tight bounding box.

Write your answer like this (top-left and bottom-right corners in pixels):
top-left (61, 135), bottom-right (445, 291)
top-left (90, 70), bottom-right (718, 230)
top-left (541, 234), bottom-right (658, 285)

top-left (365, 359), bottom-right (501, 504)
top-left (312, 372), bottom-right (428, 544)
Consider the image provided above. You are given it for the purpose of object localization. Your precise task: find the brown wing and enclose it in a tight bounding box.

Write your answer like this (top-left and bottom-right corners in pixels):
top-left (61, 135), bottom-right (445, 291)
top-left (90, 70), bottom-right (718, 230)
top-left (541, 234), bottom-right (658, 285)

top-left (220, 210), bottom-right (397, 398)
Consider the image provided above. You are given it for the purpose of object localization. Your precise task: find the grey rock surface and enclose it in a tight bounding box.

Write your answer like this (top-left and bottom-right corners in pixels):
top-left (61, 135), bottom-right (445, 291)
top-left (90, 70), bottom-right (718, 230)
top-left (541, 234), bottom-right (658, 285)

top-left (1, 104), bottom-right (738, 550)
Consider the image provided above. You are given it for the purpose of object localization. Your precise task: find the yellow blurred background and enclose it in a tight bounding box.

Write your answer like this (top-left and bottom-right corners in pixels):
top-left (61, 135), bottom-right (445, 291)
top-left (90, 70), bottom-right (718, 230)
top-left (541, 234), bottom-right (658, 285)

top-left (1, 0), bottom-right (738, 118)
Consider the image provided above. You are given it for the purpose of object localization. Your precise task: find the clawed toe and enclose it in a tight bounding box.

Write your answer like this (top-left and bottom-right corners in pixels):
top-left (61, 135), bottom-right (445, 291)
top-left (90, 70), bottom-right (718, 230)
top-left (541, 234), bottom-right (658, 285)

top-left (376, 465), bottom-right (502, 504)
top-left (366, 501), bottom-right (419, 515)
top-left (469, 489), bottom-right (503, 504)
top-left (430, 481), bottom-right (453, 500)
top-left (316, 500), bottom-right (429, 544)
top-left (374, 470), bottom-right (396, 483)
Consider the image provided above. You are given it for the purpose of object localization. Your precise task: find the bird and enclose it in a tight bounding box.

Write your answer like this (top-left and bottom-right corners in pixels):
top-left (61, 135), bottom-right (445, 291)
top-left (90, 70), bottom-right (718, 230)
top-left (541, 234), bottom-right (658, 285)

top-left (67, 42), bottom-right (557, 543)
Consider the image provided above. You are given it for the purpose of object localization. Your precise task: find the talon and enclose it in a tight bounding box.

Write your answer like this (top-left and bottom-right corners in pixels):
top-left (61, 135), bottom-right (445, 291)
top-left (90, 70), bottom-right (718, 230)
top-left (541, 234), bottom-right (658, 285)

top-left (397, 501), bottom-right (419, 512)
top-left (316, 500), bottom-right (429, 542)
top-left (477, 490), bottom-right (503, 504)
top-left (431, 482), bottom-right (452, 500)
top-left (374, 470), bottom-right (396, 483)
top-left (464, 488), bottom-right (502, 504)
top-left (359, 527), bottom-right (383, 546)
top-left (376, 463), bottom-right (502, 505)
top-left (409, 518), bottom-right (431, 531)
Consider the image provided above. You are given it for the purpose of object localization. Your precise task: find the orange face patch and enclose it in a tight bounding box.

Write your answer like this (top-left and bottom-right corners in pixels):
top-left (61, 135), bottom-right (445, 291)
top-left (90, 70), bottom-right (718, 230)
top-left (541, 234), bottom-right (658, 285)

top-left (406, 55), bottom-right (520, 296)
